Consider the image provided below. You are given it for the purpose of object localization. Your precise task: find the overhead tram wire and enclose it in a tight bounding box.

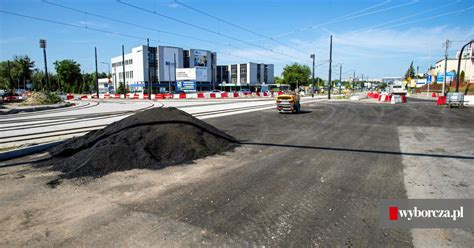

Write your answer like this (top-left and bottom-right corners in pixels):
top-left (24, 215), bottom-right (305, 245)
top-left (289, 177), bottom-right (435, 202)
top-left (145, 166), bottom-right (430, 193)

top-left (116, 0), bottom-right (309, 63)
top-left (42, 0), bottom-right (286, 64)
top-left (350, 1), bottom-right (466, 34)
top-left (267, 0), bottom-right (393, 39)
top-left (173, 0), bottom-right (308, 55)
top-left (270, 0), bottom-right (418, 39)
top-left (0, 10), bottom-right (263, 64)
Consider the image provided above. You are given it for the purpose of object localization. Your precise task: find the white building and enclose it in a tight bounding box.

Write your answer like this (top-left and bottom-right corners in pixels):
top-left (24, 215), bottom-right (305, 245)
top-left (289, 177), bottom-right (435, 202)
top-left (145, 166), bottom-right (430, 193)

top-left (216, 62), bottom-right (274, 88)
top-left (110, 45), bottom-right (216, 93)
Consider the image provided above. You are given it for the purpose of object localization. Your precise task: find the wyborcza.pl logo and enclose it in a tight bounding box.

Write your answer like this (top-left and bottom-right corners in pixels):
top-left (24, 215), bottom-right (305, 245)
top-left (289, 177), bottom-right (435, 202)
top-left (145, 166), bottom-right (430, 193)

top-left (379, 199), bottom-right (474, 228)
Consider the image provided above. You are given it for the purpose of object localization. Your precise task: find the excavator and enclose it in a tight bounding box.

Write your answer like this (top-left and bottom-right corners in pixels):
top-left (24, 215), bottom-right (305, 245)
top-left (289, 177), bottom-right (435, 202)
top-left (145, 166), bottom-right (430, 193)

top-left (276, 92), bottom-right (301, 113)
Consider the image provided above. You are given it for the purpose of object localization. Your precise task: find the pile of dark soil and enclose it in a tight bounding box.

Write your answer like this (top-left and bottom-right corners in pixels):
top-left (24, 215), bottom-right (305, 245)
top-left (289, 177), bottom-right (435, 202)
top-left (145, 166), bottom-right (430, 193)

top-left (41, 107), bottom-right (237, 180)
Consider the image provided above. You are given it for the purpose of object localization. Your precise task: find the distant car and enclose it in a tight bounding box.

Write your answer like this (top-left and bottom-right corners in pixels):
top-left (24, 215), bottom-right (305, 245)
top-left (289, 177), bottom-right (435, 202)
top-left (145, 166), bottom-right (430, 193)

top-left (210, 90), bottom-right (224, 93)
top-left (172, 90), bottom-right (186, 94)
top-left (2, 92), bottom-right (21, 102)
top-left (238, 89), bottom-right (252, 94)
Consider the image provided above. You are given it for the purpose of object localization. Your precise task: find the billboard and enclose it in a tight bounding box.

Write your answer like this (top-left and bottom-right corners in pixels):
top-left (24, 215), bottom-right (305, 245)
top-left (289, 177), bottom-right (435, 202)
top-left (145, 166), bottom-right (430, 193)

top-left (193, 50), bottom-right (208, 67)
top-left (195, 67), bottom-right (208, 81)
top-left (176, 68), bottom-right (208, 82)
top-left (176, 68), bottom-right (196, 81)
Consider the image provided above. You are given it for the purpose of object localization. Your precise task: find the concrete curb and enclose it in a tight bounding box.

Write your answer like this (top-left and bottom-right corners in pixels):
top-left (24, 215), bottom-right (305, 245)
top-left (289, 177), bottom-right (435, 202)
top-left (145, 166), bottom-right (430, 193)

top-left (0, 103), bottom-right (74, 115)
top-left (0, 141), bottom-right (65, 162)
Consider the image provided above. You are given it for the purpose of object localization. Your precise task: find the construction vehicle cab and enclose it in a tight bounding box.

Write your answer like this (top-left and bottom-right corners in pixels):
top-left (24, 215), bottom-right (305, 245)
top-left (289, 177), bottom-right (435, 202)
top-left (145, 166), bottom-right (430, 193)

top-left (276, 93), bottom-right (301, 113)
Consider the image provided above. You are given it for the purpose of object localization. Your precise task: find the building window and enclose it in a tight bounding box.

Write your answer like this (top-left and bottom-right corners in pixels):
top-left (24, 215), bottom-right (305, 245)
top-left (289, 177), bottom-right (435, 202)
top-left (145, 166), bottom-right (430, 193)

top-left (264, 65), bottom-right (268, 83)
top-left (240, 64), bottom-right (247, 84)
top-left (257, 64), bottom-right (261, 83)
top-left (231, 65), bottom-right (237, 84)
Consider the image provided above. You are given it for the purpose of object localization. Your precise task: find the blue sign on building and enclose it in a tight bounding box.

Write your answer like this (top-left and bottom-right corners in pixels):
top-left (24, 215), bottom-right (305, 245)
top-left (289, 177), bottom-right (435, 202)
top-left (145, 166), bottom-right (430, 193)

top-left (176, 81), bottom-right (196, 92)
top-left (436, 71), bottom-right (456, 83)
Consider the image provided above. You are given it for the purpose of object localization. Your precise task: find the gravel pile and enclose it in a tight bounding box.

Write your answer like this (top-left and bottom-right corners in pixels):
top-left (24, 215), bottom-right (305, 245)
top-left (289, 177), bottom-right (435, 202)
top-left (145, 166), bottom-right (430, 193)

top-left (42, 107), bottom-right (237, 180)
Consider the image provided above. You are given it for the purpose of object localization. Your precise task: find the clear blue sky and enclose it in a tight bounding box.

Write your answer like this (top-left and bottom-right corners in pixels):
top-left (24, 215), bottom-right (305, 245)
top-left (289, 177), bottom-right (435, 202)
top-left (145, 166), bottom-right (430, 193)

top-left (1, 0), bottom-right (473, 79)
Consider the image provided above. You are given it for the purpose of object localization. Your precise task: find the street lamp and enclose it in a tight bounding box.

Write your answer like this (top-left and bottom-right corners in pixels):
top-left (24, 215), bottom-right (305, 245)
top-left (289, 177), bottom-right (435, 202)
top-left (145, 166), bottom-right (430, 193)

top-left (39, 39), bottom-right (49, 91)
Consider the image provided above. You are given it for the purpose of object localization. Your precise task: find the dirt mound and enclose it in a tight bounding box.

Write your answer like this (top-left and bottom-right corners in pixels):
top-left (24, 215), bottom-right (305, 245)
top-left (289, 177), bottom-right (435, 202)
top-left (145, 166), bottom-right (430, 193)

top-left (41, 107), bottom-right (237, 180)
top-left (23, 91), bottom-right (62, 105)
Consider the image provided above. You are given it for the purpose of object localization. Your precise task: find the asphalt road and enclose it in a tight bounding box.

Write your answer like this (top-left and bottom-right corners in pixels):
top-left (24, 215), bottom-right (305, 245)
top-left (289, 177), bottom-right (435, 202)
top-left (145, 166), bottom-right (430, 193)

top-left (0, 99), bottom-right (473, 246)
top-left (0, 97), bottom-right (324, 149)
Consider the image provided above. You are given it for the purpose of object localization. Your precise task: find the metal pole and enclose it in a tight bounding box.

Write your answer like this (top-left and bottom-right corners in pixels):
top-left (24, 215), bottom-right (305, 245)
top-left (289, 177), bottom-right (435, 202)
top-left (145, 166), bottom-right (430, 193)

top-left (455, 40), bottom-right (473, 93)
top-left (168, 62), bottom-right (171, 93)
top-left (147, 38), bottom-right (152, 99)
top-left (43, 47), bottom-right (49, 91)
top-left (442, 39), bottom-right (450, 96)
top-left (114, 67), bottom-right (117, 93)
top-left (339, 64), bottom-right (342, 94)
top-left (328, 35), bottom-right (332, 99)
top-left (122, 45), bottom-right (126, 94)
top-left (95, 47), bottom-right (99, 98)
top-left (174, 53), bottom-right (177, 91)
top-left (352, 71), bottom-right (355, 94)
top-left (311, 54), bottom-right (315, 97)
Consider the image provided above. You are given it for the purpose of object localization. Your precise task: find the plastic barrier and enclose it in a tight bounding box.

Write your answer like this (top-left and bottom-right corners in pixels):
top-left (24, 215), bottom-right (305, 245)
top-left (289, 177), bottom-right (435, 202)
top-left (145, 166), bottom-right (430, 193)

top-left (437, 96), bottom-right (446, 105)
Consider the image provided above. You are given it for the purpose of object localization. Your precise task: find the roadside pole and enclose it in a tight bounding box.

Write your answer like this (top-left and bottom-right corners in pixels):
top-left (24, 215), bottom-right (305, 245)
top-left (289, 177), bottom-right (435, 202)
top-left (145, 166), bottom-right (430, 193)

top-left (352, 71), bottom-right (355, 94)
top-left (147, 38), bottom-right (152, 100)
top-left (310, 54), bottom-right (315, 97)
top-left (95, 47), bottom-right (99, 99)
top-left (339, 64), bottom-right (342, 94)
top-left (442, 39), bottom-right (450, 96)
top-left (174, 53), bottom-right (177, 92)
top-left (122, 45), bottom-right (126, 94)
top-left (39, 39), bottom-right (49, 91)
top-left (328, 35), bottom-right (332, 100)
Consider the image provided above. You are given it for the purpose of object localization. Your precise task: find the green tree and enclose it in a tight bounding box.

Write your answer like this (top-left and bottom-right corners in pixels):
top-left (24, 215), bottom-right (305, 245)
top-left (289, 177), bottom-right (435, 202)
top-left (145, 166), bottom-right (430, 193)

top-left (405, 61), bottom-right (415, 80)
top-left (0, 61), bottom-right (13, 90)
top-left (274, 76), bottom-right (284, 85)
top-left (282, 63), bottom-right (311, 88)
top-left (54, 60), bottom-right (82, 93)
top-left (5, 55), bottom-right (35, 90)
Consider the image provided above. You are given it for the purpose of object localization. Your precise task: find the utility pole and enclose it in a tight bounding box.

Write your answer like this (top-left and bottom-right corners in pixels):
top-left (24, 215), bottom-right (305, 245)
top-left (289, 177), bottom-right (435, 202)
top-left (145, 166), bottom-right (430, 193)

top-left (147, 38), bottom-right (152, 100)
top-left (328, 35), bottom-right (332, 100)
top-left (95, 47), bottom-right (99, 98)
top-left (39, 39), bottom-right (49, 91)
top-left (442, 39), bottom-right (450, 96)
top-left (339, 64), bottom-right (342, 94)
top-left (122, 45), bottom-right (126, 94)
top-left (310, 54), bottom-right (315, 97)
top-left (352, 71), bottom-right (356, 94)
top-left (174, 53), bottom-right (177, 91)
top-left (167, 61), bottom-right (171, 93)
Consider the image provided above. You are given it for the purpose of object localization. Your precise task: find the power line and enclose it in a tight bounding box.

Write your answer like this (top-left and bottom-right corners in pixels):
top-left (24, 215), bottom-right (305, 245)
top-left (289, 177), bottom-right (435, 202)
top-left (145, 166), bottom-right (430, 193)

top-left (269, 0), bottom-right (413, 39)
top-left (378, 6), bottom-right (474, 30)
top-left (41, 1), bottom-right (295, 64)
top-left (350, 1), bottom-right (461, 34)
top-left (43, 0), bottom-right (293, 64)
top-left (116, 0), bottom-right (308, 63)
top-left (0, 10), bottom-right (264, 64)
top-left (173, 0), bottom-right (308, 55)
top-left (42, 0), bottom-right (222, 46)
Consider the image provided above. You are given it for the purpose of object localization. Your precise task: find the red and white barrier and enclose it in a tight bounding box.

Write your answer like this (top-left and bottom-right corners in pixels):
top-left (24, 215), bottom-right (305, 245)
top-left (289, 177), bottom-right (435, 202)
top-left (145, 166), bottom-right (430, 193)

top-left (78, 91), bottom-right (288, 100)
